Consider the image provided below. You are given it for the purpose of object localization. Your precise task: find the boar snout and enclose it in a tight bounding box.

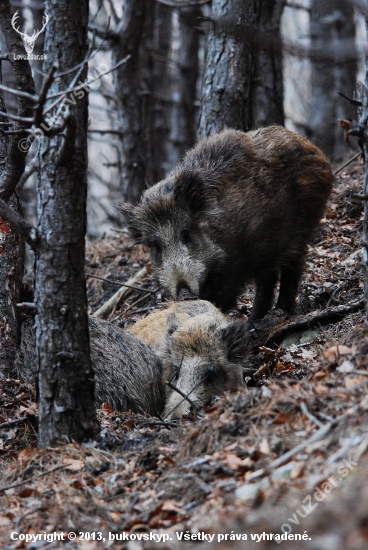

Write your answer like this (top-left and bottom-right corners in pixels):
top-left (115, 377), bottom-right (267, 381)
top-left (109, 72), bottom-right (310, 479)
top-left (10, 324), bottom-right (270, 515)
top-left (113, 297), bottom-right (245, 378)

top-left (177, 282), bottom-right (198, 301)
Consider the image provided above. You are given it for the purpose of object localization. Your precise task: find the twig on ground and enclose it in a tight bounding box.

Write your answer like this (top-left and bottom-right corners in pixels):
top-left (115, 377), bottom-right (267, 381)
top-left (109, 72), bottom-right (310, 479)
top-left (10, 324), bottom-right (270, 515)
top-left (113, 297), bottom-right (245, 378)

top-left (14, 506), bottom-right (43, 526)
top-left (0, 417), bottom-right (28, 429)
top-left (246, 412), bottom-right (349, 482)
top-left (103, 476), bottom-right (148, 502)
top-left (300, 402), bottom-right (324, 428)
top-left (167, 382), bottom-right (201, 412)
top-left (333, 152), bottom-right (361, 176)
top-left (93, 266), bottom-right (148, 318)
top-left (263, 298), bottom-right (364, 348)
top-left (0, 464), bottom-right (71, 493)
top-left (136, 421), bottom-right (178, 429)
top-left (124, 292), bottom-right (153, 313)
top-left (86, 272), bottom-right (156, 293)
top-left (164, 379), bottom-right (203, 420)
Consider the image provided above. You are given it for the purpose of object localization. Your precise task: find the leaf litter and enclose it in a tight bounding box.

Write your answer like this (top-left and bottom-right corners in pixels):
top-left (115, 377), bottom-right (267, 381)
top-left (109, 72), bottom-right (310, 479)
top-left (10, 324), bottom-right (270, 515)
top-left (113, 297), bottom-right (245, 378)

top-left (1, 159), bottom-right (368, 548)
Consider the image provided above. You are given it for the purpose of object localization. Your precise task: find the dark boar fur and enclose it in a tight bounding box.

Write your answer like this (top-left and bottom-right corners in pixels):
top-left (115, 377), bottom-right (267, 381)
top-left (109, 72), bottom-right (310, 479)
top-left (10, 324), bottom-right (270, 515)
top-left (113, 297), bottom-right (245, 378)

top-left (120, 126), bottom-right (333, 319)
top-left (128, 300), bottom-right (248, 419)
top-left (14, 314), bottom-right (165, 416)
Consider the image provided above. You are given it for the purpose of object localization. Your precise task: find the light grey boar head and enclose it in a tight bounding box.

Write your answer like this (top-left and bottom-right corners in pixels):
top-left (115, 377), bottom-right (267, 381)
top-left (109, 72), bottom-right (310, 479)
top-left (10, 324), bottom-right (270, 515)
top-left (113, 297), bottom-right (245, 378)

top-left (161, 313), bottom-right (248, 420)
top-left (119, 174), bottom-right (225, 301)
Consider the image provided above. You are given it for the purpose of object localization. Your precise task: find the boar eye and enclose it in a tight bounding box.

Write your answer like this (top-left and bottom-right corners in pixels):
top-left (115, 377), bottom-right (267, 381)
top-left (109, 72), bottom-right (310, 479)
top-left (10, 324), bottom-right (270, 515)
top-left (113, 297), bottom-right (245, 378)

top-left (181, 229), bottom-right (193, 247)
top-left (149, 241), bottom-right (162, 258)
top-left (204, 366), bottom-right (217, 384)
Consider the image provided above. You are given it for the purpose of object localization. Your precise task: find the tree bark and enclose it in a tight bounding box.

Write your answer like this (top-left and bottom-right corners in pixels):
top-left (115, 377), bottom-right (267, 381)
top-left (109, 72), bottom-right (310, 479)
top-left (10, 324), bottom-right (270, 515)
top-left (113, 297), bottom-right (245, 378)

top-left (152, 1), bottom-right (173, 181)
top-left (36, 0), bottom-right (99, 446)
top-left (168, 3), bottom-right (201, 166)
top-left (113, 0), bottom-right (155, 204)
top-left (32, 0), bottom-right (46, 93)
top-left (198, 0), bottom-right (261, 138)
top-left (308, 0), bottom-right (357, 161)
top-left (0, 67), bottom-right (24, 377)
top-left (361, 22), bottom-right (368, 325)
top-left (0, 0), bottom-right (35, 377)
top-left (256, 0), bottom-right (285, 128)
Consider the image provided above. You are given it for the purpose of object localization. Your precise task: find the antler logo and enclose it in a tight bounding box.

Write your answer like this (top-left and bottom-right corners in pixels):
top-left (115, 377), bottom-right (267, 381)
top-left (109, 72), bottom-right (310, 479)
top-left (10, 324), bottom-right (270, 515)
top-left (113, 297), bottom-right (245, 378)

top-left (11, 11), bottom-right (49, 55)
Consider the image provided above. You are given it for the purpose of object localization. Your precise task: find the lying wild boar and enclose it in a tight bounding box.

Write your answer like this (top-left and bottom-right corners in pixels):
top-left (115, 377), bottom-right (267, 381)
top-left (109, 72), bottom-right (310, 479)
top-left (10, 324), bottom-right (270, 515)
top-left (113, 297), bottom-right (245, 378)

top-left (128, 299), bottom-right (224, 357)
top-left (120, 126), bottom-right (333, 319)
top-left (15, 315), bottom-right (165, 416)
top-left (128, 300), bottom-right (248, 419)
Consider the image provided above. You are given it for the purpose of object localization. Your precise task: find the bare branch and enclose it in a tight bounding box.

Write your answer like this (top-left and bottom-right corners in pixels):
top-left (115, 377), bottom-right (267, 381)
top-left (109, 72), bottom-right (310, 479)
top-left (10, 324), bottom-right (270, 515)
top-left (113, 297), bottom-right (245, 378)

top-left (16, 151), bottom-right (38, 191)
top-left (34, 65), bottom-right (57, 126)
top-left (0, 83), bottom-right (38, 102)
top-left (0, 198), bottom-right (39, 249)
top-left (0, 110), bottom-right (33, 123)
top-left (88, 128), bottom-right (124, 136)
top-left (0, 0), bottom-right (36, 201)
top-left (45, 55), bottom-right (131, 102)
top-left (88, 23), bottom-right (119, 41)
top-left (57, 115), bottom-right (77, 165)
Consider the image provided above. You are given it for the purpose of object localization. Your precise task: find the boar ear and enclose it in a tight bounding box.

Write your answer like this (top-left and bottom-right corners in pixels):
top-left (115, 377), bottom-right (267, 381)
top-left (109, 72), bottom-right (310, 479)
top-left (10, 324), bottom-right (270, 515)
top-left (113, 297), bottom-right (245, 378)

top-left (219, 320), bottom-right (249, 363)
top-left (174, 172), bottom-right (207, 214)
top-left (166, 313), bottom-right (179, 336)
top-left (118, 202), bottom-right (143, 243)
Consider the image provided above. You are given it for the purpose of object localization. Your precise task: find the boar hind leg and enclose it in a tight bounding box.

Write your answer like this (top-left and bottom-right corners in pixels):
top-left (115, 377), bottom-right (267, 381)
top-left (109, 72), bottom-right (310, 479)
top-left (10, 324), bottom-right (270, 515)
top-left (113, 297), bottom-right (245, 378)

top-left (251, 272), bottom-right (278, 320)
top-left (277, 262), bottom-right (304, 315)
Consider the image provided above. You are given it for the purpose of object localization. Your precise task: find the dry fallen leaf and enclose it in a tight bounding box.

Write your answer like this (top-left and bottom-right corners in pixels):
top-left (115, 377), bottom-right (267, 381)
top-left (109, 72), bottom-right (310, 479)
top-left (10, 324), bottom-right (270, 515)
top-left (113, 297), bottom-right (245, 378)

top-left (101, 402), bottom-right (113, 415)
top-left (290, 461), bottom-right (305, 479)
top-left (322, 345), bottom-right (352, 362)
top-left (359, 395), bottom-right (368, 411)
top-left (305, 439), bottom-right (330, 453)
top-left (259, 438), bottom-right (270, 455)
top-left (345, 376), bottom-right (365, 388)
top-left (123, 418), bottom-right (135, 429)
top-left (161, 500), bottom-right (184, 514)
top-left (18, 487), bottom-right (35, 498)
top-left (224, 454), bottom-right (244, 469)
top-left (63, 458), bottom-right (84, 471)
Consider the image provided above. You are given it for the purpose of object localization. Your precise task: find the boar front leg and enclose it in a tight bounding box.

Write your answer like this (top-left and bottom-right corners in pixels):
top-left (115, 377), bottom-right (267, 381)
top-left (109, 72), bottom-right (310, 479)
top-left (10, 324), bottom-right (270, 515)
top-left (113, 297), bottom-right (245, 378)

top-left (251, 272), bottom-right (278, 320)
top-left (276, 261), bottom-right (304, 315)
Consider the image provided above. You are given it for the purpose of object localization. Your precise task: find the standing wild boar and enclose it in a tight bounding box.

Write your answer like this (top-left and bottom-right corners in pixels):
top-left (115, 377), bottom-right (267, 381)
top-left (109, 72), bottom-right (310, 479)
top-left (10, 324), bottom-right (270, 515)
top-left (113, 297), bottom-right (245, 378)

top-left (128, 300), bottom-right (248, 419)
top-left (120, 126), bottom-right (333, 319)
top-left (15, 314), bottom-right (165, 416)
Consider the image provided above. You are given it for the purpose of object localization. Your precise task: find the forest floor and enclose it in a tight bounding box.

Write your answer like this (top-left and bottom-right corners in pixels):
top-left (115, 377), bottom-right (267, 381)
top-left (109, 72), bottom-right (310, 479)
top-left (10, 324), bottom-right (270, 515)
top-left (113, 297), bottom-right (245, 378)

top-left (1, 157), bottom-right (368, 549)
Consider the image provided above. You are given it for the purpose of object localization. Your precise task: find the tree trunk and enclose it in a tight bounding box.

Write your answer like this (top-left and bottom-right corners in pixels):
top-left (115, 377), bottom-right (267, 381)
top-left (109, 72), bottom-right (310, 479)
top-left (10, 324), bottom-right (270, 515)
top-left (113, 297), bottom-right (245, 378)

top-left (152, 1), bottom-right (173, 181)
top-left (308, 0), bottom-right (357, 161)
top-left (32, 0), bottom-right (46, 93)
top-left (0, 70), bottom-right (24, 377)
top-left (37, 0), bottom-right (99, 446)
top-left (0, 0), bottom-right (35, 377)
top-left (168, 3), bottom-right (201, 166)
top-left (113, 0), bottom-right (155, 204)
top-left (256, 0), bottom-right (285, 128)
top-left (198, 0), bottom-right (261, 138)
top-left (361, 23), bottom-right (368, 324)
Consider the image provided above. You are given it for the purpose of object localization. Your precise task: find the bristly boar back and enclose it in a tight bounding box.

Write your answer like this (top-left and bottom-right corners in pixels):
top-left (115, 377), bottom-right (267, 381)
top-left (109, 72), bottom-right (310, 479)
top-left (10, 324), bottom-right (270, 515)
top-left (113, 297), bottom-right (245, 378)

top-left (120, 126), bottom-right (333, 319)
